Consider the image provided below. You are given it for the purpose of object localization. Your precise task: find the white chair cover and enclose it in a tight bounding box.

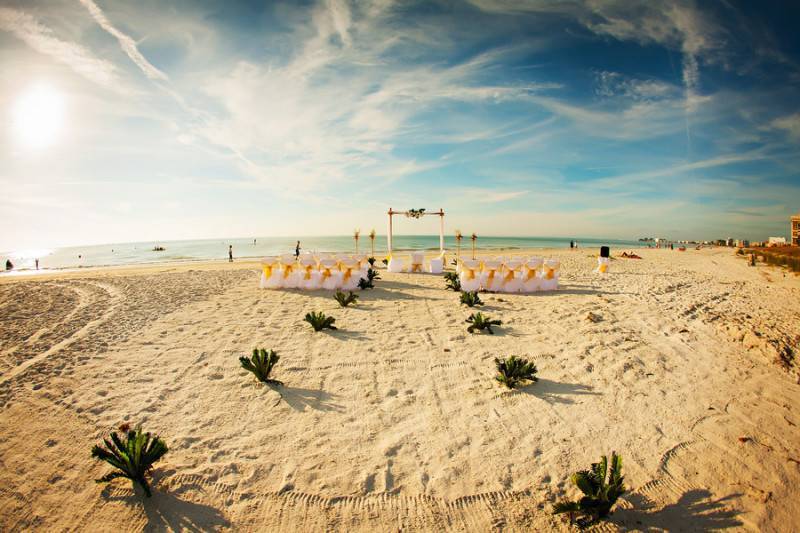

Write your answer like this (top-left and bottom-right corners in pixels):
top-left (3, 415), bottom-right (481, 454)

top-left (595, 256), bottom-right (610, 274)
top-left (429, 251), bottom-right (445, 274)
top-left (296, 255), bottom-right (322, 290)
top-left (481, 260), bottom-right (504, 292)
top-left (260, 256), bottom-right (283, 289)
top-left (409, 252), bottom-right (425, 273)
top-left (387, 256), bottom-right (405, 273)
top-left (278, 254), bottom-right (299, 289)
top-left (459, 259), bottom-right (481, 292)
top-left (521, 257), bottom-right (543, 293)
top-left (319, 258), bottom-right (343, 290)
top-left (501, 259), bottom-right (523, 293)
top-left (340, 259), bottom-right (361, 291)
top-left (541, 259), bottom-right (560, 291)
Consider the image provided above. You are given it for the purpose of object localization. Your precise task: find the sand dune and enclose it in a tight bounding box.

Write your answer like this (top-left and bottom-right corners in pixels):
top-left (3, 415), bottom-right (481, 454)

top-left (1, 248), bottom-right (799, 531)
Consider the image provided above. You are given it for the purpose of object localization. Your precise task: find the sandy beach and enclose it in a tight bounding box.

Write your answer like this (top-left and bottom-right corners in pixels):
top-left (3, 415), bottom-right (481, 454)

top-left (1, 247), bottom-right (799, 531)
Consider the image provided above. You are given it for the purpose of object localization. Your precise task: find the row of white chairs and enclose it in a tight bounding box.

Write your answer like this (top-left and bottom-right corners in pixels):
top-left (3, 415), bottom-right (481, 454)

top-left (458, 257), bottom-right (561, 292)
top-left (260, 254), bottom-right (370, 290)
top-left (387, 251), bottom-right (444, 274)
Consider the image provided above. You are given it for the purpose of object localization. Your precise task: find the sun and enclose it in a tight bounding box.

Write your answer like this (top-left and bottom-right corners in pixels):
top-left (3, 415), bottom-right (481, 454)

top-left (12, 84), bottom-right (65, 150)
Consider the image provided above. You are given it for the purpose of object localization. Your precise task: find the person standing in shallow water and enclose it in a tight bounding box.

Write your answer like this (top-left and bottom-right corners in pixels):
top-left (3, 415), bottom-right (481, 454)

top-left (228, 245), bottom-right (233, 262)
top-left (295, 241), bottom-right (301, 258)
top-left (35, 258), bottom-right (39, 270)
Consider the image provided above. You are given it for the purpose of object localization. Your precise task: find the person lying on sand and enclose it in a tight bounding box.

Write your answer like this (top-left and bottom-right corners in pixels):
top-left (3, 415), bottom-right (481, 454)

top-left (620, 251), bottom-right (642, 259)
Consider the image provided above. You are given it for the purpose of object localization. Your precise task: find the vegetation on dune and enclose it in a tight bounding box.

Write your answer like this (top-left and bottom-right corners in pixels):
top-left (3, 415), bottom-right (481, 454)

top-left (91, 424), bottom-right (168, 498)
top-left (460, 291), bottom-right (482, 307)
top-left (367, 257), bottom-right (376, 266)
top-left (495, 356), bottom-right (538, 389)
top-left (466, 312), bottom-right (501, 334)
top-left (305, 311), bottom-right (337, 331)
top-left (239, 348), bottom-right (283, 385)
top-left (334, 290), bottom-right (359, 307)
top-left (744, 247), bottom-right (800, 273)
top-left (444, 271), bottom-right (461, 291)
top-left (553, 452), bottom-right (626, 529)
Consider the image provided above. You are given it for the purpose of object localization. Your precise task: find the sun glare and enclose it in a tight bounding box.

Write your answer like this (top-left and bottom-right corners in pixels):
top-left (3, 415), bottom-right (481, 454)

top-left (12, 84), bottom-right (65, 150)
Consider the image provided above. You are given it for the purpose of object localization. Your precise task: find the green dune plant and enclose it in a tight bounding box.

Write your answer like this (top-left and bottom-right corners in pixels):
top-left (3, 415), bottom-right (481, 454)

top-left (466, 312), bottom-right (501, 334)
top-left (444, 271), bottom-right (461, 291)
top-left (91, 424), bottom-right (168, 498)
top-left (334, 290), bottom-right (359, 307)
top-left (239, 348), bottom-right (282, 385)
top-left (495, 356), bottom-right (538, 389)
top-left (553, 452), bottom-right (626, 528)
top-left (305, 311), bottom-right (337, 331)
top-left (460, 291), bottom-right (482, 307)
top-left (359, 268), bottom-right (381, 289)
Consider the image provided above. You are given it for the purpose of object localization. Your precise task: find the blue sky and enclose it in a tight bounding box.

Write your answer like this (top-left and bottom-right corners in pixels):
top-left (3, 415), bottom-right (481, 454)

top-left (1, 0), bottom-right (799, 249)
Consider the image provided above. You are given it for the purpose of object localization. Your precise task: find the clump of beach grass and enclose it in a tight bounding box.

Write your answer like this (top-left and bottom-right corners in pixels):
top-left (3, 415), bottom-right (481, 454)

top-left (466, 312), bottom-right (501, 334)
top-left (239, 348), bottom-right (282, 385)
top-left (495, 356), bottom-right (538, 389)
top-left (305, 311), bottom-right (337, 331)
top-left (553, 452), bottom-right (626, 528)
top-left (91, 424), bottom-right (168, 498)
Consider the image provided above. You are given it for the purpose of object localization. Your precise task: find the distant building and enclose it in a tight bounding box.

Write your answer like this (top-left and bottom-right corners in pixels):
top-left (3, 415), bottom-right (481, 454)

top-left (792, 212), bottom-right (800, 246)
top-left (768, 236), bottom-right (787, 246)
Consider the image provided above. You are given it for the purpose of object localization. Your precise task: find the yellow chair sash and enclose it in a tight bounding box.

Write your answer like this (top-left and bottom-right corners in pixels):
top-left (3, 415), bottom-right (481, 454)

top-left (486, 269), bottom-right (496, 282)
top-left (524, 267), bottom-right (539, 281)
top-left (598, 263), bottom-right (608, 273)
top-left (304, 265), bottom-right (313, 280)
top-left (463, 267), bottom-right (477, 280)
top-left (282, 264), bottom-right (294, 278)
top-left (343, 267), bottom-right (354, 281)
top-left (545, 267), bottom-right (556, 280)
top-left (262, 265), bottom-right (274, 278)
top-left (321, 267), bottom-right (332, 280)
top-left (503, 267), bottom-right (518, 283)
top-left (411, 263), bottom-right (423, 272)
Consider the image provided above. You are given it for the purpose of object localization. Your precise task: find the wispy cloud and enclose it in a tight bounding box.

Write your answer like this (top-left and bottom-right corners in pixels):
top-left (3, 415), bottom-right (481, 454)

top-left (0, 7), bottom-right (120, 89)
top-left (78, 0), bottom-right (168, 81)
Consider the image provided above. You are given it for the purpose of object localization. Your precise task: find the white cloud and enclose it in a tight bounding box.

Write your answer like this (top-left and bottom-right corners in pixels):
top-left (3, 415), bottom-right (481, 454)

top-left (0, 7), bottom-right (120, 90)
top-left (78, 0), bottom-right (168, 81)
top-left (770, 113), bottom-right (800, 140)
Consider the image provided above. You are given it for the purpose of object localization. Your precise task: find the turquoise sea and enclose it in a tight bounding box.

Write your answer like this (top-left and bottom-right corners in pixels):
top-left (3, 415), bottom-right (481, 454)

top-left (1, 235), bottom-right (645, 271)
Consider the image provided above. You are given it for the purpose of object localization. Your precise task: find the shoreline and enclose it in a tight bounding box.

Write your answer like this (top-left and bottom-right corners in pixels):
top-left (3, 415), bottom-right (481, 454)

top-left (0, 245), bottom-right (669, 282)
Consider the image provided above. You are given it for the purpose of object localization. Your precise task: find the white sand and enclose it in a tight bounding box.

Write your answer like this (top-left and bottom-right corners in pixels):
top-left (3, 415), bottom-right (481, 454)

top-left (1, 247), bottom-right (799, 531)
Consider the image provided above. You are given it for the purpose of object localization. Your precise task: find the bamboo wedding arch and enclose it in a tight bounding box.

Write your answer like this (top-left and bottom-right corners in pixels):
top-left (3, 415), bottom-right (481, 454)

top-left (387, 208), bottom-right (445, 255)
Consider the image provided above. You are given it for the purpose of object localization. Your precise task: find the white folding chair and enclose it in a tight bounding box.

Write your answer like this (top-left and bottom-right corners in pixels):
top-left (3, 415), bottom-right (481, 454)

top-left (541, 259), bottom-right (560, 291)
top-left (297, 254), bottom-right (321, 290)
top-left (459, 259), bottom-right (482, 292)
top-left (410, 252), bottom-right (425, 273)
top-left (319, 258), bottom-right (343, 290)
top-left (340, 258), bottom-right (361, 291)
top-left (482, 259), bottom-right (504, 292)
top-left (521, 257), bottom-right (543, 293)
top-left (501, 259), bottom-right (523, 293)
top-left (260, 256), bottom-right (282, 289)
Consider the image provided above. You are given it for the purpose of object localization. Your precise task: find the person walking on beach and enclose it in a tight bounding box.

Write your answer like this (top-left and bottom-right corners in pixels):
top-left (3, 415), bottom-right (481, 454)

top-left (228, 245), bottom-right (233, 262)
top-left (35, 258), bottom-right (39, 270)
top-left (570, 240), bottom-right (574, 249)
top-left (295, 241), bottom-right (301, 258)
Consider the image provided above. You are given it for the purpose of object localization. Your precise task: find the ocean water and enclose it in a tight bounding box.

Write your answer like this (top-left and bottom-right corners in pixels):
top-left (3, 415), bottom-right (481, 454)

top-left (1, 235), bottom-right (645, 271)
